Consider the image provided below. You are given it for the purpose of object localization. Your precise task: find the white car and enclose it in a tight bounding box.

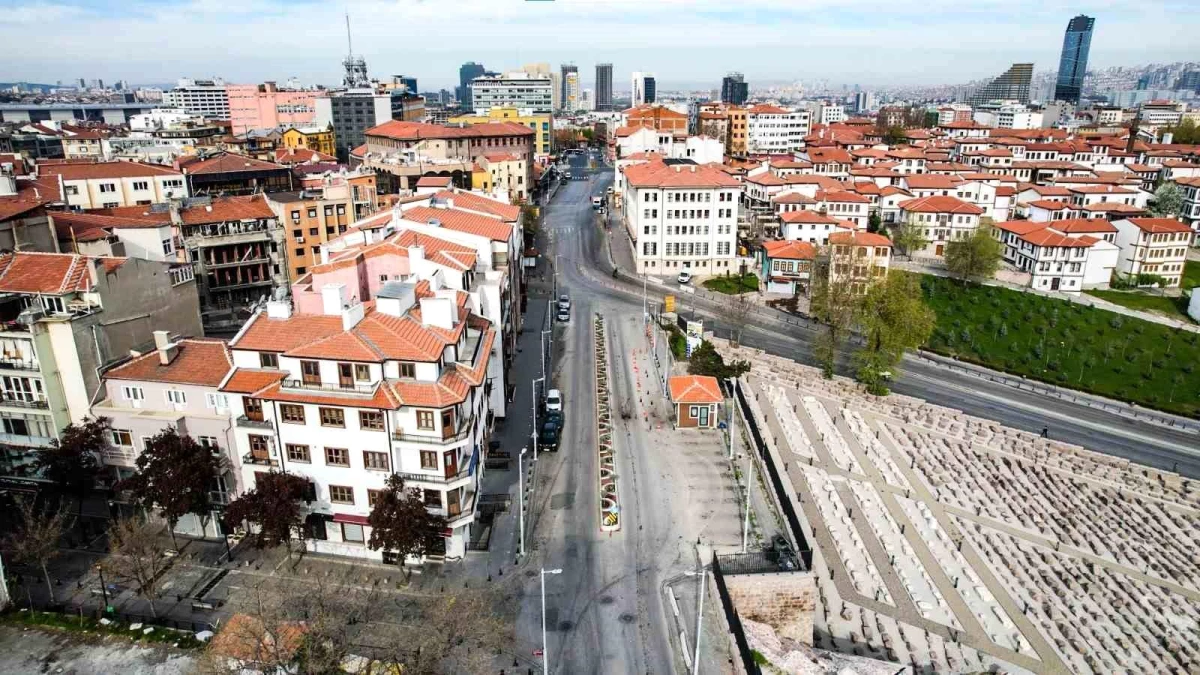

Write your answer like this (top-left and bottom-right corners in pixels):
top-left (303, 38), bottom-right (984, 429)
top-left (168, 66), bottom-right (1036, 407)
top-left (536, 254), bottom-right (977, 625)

top-left (545, 389), bottom-right (563, 412)
top-left (558, 294), bottom-right (570, 311)
top-left (677, 271), bottom-right (692, 285)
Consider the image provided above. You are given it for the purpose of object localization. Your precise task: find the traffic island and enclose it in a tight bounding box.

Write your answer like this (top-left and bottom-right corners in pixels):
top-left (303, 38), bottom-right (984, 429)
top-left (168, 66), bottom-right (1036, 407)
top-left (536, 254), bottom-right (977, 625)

top-left (595, 313), bottom-right (620, 532)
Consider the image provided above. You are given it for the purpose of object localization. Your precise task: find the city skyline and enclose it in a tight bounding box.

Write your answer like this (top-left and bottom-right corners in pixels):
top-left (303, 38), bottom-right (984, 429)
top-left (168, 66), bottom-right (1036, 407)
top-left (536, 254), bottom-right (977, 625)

top-left (1, 1), bottom-right (1197, 90)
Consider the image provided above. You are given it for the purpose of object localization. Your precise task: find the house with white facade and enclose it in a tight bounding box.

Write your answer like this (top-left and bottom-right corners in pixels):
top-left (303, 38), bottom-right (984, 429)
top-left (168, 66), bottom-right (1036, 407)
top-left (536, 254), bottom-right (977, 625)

top-left (827, 231), bottom-right (892, 294)
top-left (759, 240), bottom-right (815, 295)
top-left (1171, 176), bottom-right (1200, 232)
top-left (746, 105), bottom-right (810, 154)
top-left (222, 281), bottom-right (495, 562)
top-left (992, 219), bottom-right (1119, 293)
top-left (622, 160), bottom-right (742, 276)
top-left (779, 210), bottom-right (852, 245)
top-left (814, 190), bottom-right (870, 230)
top-left (1112, 217), bottom-right (1194, 287)
top-left (897, 196), bottom-right (984, 257)
top-left (38, 161), bottom-right (188, 209)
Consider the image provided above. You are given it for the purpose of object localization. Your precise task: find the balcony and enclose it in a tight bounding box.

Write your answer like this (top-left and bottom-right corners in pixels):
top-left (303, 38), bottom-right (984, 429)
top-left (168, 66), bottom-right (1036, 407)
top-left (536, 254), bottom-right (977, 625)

top-left (242, 452), bottom-right (279, 467)
top-left (0, 394), bottom-right (49, 409)
top-left (236, 415), bottom-right (273, 429)
top-left (0, 357), bottom-right (39, 372)
top-left (393, 462), bottom-right (474, 486)
top-left (392, 414), bottom-right (475, 445)
top-left (280, 378), bottom-right (379, 396)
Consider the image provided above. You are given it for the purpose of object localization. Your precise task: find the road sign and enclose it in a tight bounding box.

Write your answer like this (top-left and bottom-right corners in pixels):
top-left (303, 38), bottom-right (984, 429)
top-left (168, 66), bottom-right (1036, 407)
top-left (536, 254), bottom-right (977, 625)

top-left (664, 295), bottom-right (675, 313)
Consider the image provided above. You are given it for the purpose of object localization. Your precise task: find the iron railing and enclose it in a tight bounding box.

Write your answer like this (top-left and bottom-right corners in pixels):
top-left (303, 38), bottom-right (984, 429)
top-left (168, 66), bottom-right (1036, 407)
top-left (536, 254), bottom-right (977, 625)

top-left (281, 378), bottom-right (378, 395)
top-left (235, 415), bottom-right (272, 429)
top-left (391, 415), bottom-right (475, 445)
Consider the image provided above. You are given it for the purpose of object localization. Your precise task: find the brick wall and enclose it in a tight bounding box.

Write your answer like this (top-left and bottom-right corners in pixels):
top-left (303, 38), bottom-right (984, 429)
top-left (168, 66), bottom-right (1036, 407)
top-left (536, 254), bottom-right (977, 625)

top-left (723, 570), bottom-right (816, 645)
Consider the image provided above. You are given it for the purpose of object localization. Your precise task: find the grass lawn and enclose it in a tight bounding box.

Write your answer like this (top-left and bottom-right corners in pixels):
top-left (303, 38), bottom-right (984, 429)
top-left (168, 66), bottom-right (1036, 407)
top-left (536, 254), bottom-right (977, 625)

top-left (1083, 289), bottom-right (1194, 323)
top-left (918, 274), bottom-right (1200, 418)
top-left (702, 272), bottom-right (759, 295)
top-left (1184, 259), bottom-right (1200, 291)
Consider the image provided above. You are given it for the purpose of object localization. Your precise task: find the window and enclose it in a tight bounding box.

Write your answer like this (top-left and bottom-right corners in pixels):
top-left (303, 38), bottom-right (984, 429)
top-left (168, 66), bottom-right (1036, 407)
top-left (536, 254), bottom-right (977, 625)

top-left (112, 429), bottom-right (134, 446)
top-left (301, 360), bottom-right (320, 385)
top-left (340, 522), bottom-right (364, 543)
top-left (259, 352), bottom-right (279, 368)
top-left (2, 418), bottom-right (29, 436)
top-left (423, 489), bottom-right (442, 507)
top-left (363, 451), bottom-right (388, 470)
top-left (416, 410), bottom-right (435, 430)
top-left (280, 404), bottom-right (306, 424)
top-left (99, 183), bottom-right (117, 193)
top-left (359, 410), bottom-right (384, 431)
top-left (132, 181), bottom-right (149, 191)
top-left (286, 444), bottom-right (311, 462)
top-left (354, 364), bottom-right (371, 381)
top-left (319, 407), bottom-right (345, 427)
top-left (41, 296), bottom-right (65, 314)
top-left (165, 389), bottom-right (187, 406)
top-left (121, 385), bottom-right (144, 402)
top-left (205, 393), bottom-right (228, 409)
top-left (161, 238), bottom-right (174, 255)
top-left (420, 450), bottom-right (438, 469)
top-left (325, 447), bottom-right (349, 466)
top-left (329, 485), bottom-right (354, 504)
top-left (368, 489), bottom-right (383, 507)
top-left (307, 208), bottom-right (317, 218)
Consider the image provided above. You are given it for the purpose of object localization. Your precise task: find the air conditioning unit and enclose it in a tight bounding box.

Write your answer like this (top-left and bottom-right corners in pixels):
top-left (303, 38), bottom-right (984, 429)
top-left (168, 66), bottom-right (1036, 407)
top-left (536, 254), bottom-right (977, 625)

top-left (296, 236), bottom-right (305, 243)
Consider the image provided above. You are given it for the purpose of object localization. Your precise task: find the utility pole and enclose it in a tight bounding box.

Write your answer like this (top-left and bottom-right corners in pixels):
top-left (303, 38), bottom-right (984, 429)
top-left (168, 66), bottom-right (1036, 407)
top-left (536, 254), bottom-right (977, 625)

top-left (742, 450), bottom-right (753, 553)
top-left (692, 560), bottom-right (706, 675)
top-left (518, 447), bottom-right (528, 556)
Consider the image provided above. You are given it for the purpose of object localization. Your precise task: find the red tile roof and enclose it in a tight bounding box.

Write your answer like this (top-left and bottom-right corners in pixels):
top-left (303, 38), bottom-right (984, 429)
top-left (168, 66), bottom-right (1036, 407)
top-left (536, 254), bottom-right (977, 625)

top-left (992, 220), bottom-right (1051, 235)
top-left (762, 240), bottom-right (815, 260)
top-left (0, 183), bottom-right (51, 222)
top-left (221, 368), bottom-right (287, 395)
top-left (780, 210), bottom-right (843, 225)
top-left (1067, 185), bottom-right (1135, 195)
top-left (403, 205), bottom-right (512, 242)
top-left (805, 148), bottom-right (853, 165)
top-left (771, 192), bottom-right (816, 204)
top-left (748, 104), bottom-right (790, 115)
top-left (51, 210), bottom-right (170, 245)
top-left (0, 251), bottom-right (126, 294)
top-left (105, 338), bottom-right (232, 387)
top-left (367, 120), bottom-right (534, 141)
top-left (746, 172), bottom-right (786, 186)
top-left (274, 147), bottom-right (337, 164)
top-left (902, 174), bottom-right (963, 190)
top-left (416, 176), bottom-right (453, 187)
top-left (898, 196), bottom-right (983, 215)
top-left (669, 375), bottom-right (723, 404)
top-left (40, 161), bottom-right (181, 181)
top-left (816, 190), bottom-right (869, 204)
top-left (1122, 218), bottom-right (1193, 234)
top-left (1052, 218), bottom-right (1118, 234)
top-left (828, 231), bottom-right (892, 247)
top-left (1027, 199), bottom-right (1073, 211)
top-left (432, 190), bottom-right (520, 222)
top-left (623, 160), bottom-right (742, 189)
top-left (1020, 230), bottom-right (1095, 248)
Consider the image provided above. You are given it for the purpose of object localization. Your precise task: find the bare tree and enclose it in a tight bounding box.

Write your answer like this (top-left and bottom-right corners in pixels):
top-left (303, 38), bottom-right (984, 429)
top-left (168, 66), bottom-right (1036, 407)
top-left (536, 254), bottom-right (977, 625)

top-left (192, 568), bottom-right (509, 675)
top-left (725, 289), bottom-right (756, 346)
top-left (3, 498), bottom-right (71, 605)
top-left (102, 515), bottom-right (173, 617)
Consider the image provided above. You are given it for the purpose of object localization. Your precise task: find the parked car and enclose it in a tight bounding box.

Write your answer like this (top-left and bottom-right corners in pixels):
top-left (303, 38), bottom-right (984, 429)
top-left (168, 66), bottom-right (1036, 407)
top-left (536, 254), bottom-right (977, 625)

top-left (558, 294), bottom-right (570, 311)
top-left (557, 307), bottom-right (570, 323)
top-left (545, 388), bottom-right (563, 412)
top-left (544, 409), bottom-right (563, 428)
top-left (677, 271), bottom-right (692, 285)
top-left (538, 421), bottom-right (561, 451)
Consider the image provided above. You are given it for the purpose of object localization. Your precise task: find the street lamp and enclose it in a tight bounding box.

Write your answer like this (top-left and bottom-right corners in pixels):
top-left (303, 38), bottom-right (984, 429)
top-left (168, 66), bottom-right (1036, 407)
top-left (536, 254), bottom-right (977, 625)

top-left (518, 447), bottom-right (529, 557)
top-left (685, 563), bottom-right (707, 675)
top-left (94, 564), bottom-right (110, 612)
top-left (540, 567), bottom-right (563, 674)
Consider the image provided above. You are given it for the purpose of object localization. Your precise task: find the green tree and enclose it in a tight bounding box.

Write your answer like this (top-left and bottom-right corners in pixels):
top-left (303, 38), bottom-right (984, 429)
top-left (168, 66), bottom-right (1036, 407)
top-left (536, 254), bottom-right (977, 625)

top-left (855, 274), bottom-right (935, 394)
top-left (1164, 118), bottom-right (1197, 144)
top-left (1150, 182), bottom-right (1185, 218)
top-left (34, 416), bottom-right (109, 516)
top-left (687, 340), bottom-right (750, 379)
top-left (867, 212), bottom-right (882, 233)
top-left (223, 472), bottom-right (310, 559)
top-left (882, 126), bottom-right (908, 145)
top-left (367, 474), bottom-right (448, 578)
top-left (121, 428), bottom-right (221, 549)
top-left (809, 266), bottom-right (859, 379)
top-left (892, 221), bottom-right (929, 259)
top-left (943, 227), bottom-right (1003, 283)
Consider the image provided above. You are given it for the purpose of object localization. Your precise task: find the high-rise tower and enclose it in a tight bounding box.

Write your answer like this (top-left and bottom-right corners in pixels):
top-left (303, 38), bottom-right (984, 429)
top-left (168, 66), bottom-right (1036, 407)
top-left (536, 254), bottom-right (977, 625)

top-left (1054, 15), bottom-right (1094, 104)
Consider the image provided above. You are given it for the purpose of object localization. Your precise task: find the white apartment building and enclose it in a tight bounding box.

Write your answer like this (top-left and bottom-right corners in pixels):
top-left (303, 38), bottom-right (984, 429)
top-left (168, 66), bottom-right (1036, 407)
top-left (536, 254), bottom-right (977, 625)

top-left (746, 105), bottom-right (810, 154)
top-left (818, 104), bottom-right (845, 125)
top-left (39, 161), bottom-right (188, 209)
top-left (470, 72), bottom-right (553, 114)
top-left (223, 281), bottom-right (495, 561)
top-left (827, 231), bottom-right (892, 294)
top-left (631, 72), bottom-right (654, 107)
top-left (898, 196), bottom-right (984, 256)
top-left (973, 101), bottom-right (1042, 129)
top-left (1112, 217), bottom-right (1193, 287)
top-left (779, 210), bottom-right (852, 245)
top-left (614, 127), bottom-right (723, 164)
top-left (1176, 177), bottom-right (1200, 232)
top-left (622, 160), bottom-right (742, 276)
top-left (162, 78), bottom-right (230, 120)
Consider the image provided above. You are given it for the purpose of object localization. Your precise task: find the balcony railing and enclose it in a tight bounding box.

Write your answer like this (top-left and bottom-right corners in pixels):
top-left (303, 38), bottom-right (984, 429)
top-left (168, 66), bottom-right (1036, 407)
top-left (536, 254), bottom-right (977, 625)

top-left (236, 415), bottom-right (273, 429)
top-left (0, 394), bottom-right (49, 409)
top-left (0, 358), bottom-right (39, 371)
top-left (393, 464), bottom-right (474, 486)
top-left (242, 452), bottom-right (278, 467)
top-left (392, 415), bottom-right (475, 445)
top-left (281, 379), bottom-right (378, 395)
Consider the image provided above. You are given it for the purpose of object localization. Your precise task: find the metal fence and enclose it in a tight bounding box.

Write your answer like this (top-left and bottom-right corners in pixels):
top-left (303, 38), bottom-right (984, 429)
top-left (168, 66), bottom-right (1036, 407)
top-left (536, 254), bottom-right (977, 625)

top-left (715, 551), bottom-right (802, 576)
top-left (734, 381), bottom-right (815, 571)
top-left (711, 552), bottom-right (762, 675)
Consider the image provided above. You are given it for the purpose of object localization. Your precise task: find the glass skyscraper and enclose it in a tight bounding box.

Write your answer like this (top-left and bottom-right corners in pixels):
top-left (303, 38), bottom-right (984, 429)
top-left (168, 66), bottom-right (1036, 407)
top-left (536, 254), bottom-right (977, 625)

top-left (1054, 15), bottom-right (1095, 104)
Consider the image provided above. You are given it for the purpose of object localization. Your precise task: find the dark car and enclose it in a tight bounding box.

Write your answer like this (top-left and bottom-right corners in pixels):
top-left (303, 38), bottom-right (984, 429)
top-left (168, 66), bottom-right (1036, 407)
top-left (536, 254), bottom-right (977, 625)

top-left (538, 421), bottom-right (561, 451)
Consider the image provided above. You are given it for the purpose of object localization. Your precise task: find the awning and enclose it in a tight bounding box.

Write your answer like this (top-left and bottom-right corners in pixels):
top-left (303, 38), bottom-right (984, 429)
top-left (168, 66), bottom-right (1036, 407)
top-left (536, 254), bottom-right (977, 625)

top-left (332, 513), bottom-right (370, 526)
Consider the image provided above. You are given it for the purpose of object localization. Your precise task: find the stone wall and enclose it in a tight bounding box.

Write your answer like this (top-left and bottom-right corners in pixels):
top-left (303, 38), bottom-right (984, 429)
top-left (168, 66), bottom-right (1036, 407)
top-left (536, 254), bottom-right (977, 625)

top-left (723, 570), bottom-right (816, 646)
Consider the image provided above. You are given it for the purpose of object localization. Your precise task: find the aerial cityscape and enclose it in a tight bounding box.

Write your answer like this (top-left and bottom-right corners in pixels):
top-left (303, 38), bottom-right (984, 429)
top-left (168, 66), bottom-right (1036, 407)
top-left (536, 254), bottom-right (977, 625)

top-left (0, 4), bottom-right (1198, 674)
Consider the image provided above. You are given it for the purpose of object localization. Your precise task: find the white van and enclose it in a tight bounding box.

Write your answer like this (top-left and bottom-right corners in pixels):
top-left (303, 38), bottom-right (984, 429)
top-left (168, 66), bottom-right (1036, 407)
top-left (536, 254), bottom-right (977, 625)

top-left (592, 196), bottom-right (603, 209)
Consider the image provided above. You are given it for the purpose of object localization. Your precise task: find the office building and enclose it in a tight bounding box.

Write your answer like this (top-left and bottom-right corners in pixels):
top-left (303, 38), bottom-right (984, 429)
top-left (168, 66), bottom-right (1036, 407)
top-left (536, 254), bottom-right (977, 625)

top-left (722, 73), bottom-right (749, 105)
top-left (469, 72), bottom-right (553, 114)
top-left (561, 64), bottom-right (580, 112)
top-left (1054, 15), bottom-right (1095, 104)
top-left (448, 106), bottom-right (552, 158)
top-left (632, 72), bottom-right (656, 107)
top-left (966, 63), bottom-right (1033, 105)
top-left (226, 82), bottom-right (319, 134)
top-left (315, 90), bottom-right (425, 160)
top-left (162, 78), bottom-right (231, 119)
top-left (596, 63), bottom-right (613, 111)
top-left (457, 62), bottom-right (486, 108)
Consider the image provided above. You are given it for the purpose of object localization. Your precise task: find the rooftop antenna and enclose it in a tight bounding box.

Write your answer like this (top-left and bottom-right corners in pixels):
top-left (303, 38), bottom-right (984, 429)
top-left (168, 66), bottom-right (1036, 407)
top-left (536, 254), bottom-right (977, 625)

top-left (345, 12), bottom-right (353, 57)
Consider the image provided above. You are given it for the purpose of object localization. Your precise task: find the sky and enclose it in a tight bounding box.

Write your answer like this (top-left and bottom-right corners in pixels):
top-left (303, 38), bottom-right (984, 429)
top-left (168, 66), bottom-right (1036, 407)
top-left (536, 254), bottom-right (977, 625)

top-left (1, 0), bottom-right (1197, 91)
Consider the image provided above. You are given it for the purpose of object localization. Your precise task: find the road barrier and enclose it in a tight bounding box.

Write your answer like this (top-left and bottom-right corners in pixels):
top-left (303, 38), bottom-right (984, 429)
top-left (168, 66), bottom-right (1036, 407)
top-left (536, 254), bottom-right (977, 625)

top-left (595, 314), bottom-right (620, 532)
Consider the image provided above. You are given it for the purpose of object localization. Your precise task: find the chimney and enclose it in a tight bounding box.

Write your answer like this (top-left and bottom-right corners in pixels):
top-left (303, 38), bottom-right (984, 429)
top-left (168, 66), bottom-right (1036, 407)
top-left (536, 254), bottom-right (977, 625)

top-left (321, 282), bottom-right (347, 316)
top-left (153, 330), bottom-right (178, 365)
top-left (419, 296), bottom-right (454, 330)
top-left (407, 245), bottom-right (425, 264)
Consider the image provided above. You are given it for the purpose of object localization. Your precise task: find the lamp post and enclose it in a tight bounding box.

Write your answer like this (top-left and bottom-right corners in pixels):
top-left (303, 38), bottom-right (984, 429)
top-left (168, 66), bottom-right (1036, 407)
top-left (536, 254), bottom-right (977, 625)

top-left (94, 564), bottom-right (110, 612)
top-left (692, 563), bottom-right (706, 675)
top-left (518, 447), bottom-right (528, 557)
top-left (541, 567), bottom-right (563, 674)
